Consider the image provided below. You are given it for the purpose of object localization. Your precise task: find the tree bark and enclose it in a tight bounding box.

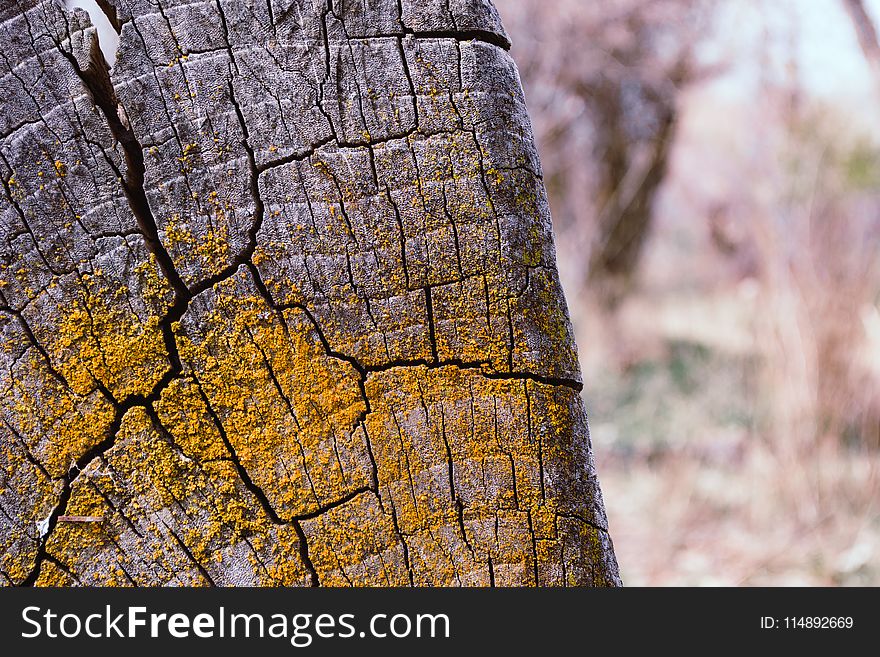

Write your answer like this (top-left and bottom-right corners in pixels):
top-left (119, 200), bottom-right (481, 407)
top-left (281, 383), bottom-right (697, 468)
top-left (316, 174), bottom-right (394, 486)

top-left (0, 0), bottom-right (620, 586)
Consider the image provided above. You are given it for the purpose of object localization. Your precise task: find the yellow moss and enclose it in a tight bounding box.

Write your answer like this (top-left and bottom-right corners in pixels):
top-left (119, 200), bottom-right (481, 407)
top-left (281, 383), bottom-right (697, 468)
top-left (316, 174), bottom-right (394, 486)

top-left (53, 272), bottom-right (168, 399)
top-left (175, 274), bottom-right (370, 517)
top-left (41, 406), bottom-right (315, 586)
top-left (164, 200), bottom-right (233, 277)
top-left (7, 351), bottom-right (114, 477)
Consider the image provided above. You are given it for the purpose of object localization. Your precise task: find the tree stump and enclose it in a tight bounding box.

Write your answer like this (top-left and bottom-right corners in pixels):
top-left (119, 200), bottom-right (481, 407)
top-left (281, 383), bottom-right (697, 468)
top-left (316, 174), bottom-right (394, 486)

top-left (0, 0), bottom-right (619, 586)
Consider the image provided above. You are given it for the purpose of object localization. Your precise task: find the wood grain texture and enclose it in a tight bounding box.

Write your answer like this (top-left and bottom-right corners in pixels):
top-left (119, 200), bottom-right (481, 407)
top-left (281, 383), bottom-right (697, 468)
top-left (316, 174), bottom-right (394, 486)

top-left (0, 0), bottom-right (620, 586)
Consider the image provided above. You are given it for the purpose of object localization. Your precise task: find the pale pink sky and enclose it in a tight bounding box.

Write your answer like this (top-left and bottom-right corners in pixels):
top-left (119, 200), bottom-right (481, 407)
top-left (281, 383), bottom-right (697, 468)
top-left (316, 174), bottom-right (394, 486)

top-left (709, 0), bottom-right (880, 102)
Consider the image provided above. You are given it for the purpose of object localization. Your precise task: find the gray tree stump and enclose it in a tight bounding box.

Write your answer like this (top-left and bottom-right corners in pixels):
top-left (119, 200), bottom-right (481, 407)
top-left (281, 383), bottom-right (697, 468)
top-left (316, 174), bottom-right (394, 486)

top-left (0, 0), bottom-right (620, 586)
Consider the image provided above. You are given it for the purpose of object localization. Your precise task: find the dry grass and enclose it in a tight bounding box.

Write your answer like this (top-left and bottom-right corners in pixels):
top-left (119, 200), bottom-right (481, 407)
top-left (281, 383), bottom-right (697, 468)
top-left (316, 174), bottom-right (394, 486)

top-left (580, 291), bottom-right (880, 586)
top-left (580, 283), bottom-right (880, 586)
top-left (600, 436), bottom-right (880, 585)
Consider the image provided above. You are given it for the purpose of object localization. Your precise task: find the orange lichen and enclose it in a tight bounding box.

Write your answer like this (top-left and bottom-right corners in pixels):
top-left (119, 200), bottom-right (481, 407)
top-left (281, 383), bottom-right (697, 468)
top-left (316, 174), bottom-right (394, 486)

top-left (53, 272), bottom-right (169, 399)
top-left (174, 271), bottom-right (371, 517)
top-left (5, 349), bottom-right (114, 477)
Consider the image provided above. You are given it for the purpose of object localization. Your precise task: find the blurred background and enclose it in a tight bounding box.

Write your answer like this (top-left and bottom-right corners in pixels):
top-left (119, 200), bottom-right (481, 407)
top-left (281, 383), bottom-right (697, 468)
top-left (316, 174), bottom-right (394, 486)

top-left (495, 0), bottom-right (880, 585)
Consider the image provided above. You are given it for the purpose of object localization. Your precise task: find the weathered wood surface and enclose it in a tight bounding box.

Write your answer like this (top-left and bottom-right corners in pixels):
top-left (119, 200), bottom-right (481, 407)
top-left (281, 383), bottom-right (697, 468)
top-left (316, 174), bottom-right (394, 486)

top-left (0, 0), bottom-right (620, 586)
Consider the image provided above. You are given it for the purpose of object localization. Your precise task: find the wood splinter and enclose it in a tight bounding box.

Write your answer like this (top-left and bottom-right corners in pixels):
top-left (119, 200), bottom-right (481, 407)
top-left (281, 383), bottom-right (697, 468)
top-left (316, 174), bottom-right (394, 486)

top-left (56, 515), bottom-right (104, 523)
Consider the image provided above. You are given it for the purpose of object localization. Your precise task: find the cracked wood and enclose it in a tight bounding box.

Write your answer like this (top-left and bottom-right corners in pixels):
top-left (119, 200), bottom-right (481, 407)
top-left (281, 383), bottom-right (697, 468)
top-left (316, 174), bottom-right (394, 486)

top-left (0, 0), bottom-right (620, 587)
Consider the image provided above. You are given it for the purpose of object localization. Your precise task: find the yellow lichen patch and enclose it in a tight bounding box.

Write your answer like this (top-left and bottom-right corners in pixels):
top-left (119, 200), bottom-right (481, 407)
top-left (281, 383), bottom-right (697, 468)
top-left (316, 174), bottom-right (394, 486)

top-left (362, 365), bottom-right (600, 584)
top-left (194, 227), bottom-right (232, 271)
top-left (511, 270), bottom-right (577, 367)
top-left (5, 350), bottom-right (114, 477)
top-left (133, 253), bottom-right (175, 316)
top-left (112, 408), bottom-right (259, 542)
top-left (163, 203), bottom-right (233, 278)
top-left (34, 559), bottom-right (77, 586)
top-left (41, 406), bottom-right (311, 586)
top-left (155, 377), bottom-right (227, 462)
top-left (43, 480), bottom-right (115, 580)
top-left (175, 270), bottom-right (371, 517)
top-left (556, 516), bottom-right (616, 587)
top-left (51, 272), bottom-right (169, 399)
top-left (302, 491), bottom-right (410, 586)
top-left (176, 142), bottom-right (199, 172)
top-left (430, 274), bottom-right (510, 370)
top-left (163, 214), bottom-right (193, 248)
top-left (257, 526), bottom-right (312, 586)
top-left (0, 426), bottom-right (63, 583)
top-left (366, 366), bottom-right (539, 516)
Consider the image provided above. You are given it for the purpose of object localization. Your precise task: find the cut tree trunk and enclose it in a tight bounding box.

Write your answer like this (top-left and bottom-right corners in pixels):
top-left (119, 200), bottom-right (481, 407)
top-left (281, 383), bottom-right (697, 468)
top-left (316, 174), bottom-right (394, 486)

top-left (0, 0), bottom-right (620, 587)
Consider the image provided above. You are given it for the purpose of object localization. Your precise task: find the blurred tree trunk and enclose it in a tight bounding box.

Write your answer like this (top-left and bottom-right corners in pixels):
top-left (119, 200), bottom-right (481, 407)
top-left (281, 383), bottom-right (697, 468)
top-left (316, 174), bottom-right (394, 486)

top-left (586, 71), bottom-right (682, 308)
top-left (498, 0), bottom-right (709, 309)
top-left (842, 0), bottom-right (880, 82)
top-left (0, 0), bottom-right (619, 586)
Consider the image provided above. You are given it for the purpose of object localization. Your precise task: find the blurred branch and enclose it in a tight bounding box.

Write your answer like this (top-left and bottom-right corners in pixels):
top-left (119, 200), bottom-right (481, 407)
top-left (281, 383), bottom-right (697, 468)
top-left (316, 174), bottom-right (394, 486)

top-left (842, 0), bottom-right (880, 82)
top-left (497, 0), bottom-right (719, 309)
